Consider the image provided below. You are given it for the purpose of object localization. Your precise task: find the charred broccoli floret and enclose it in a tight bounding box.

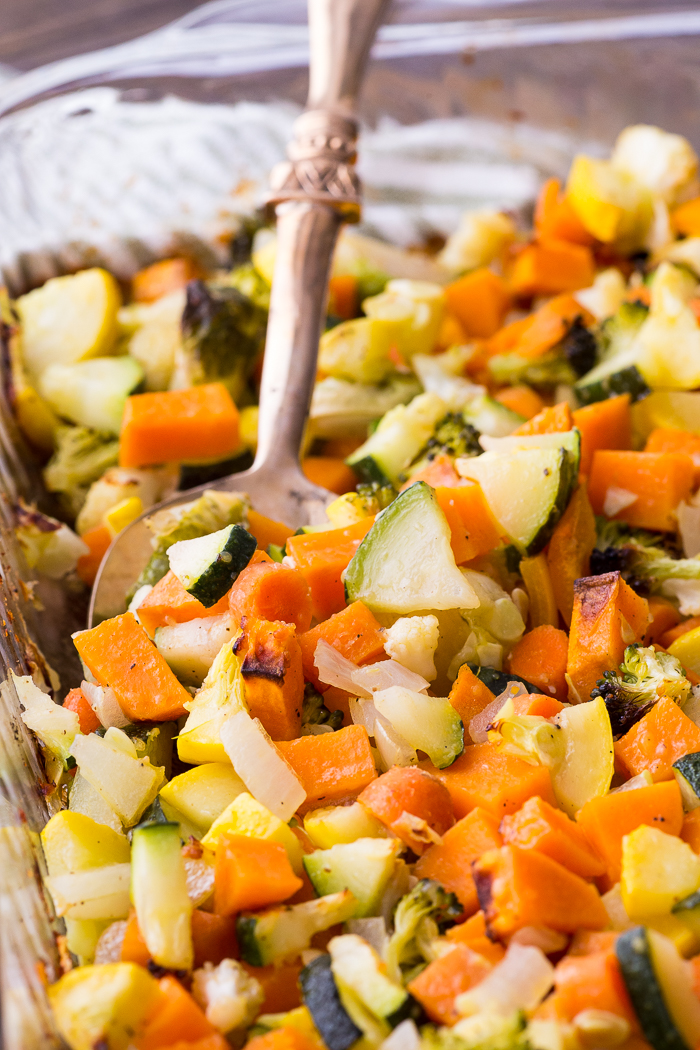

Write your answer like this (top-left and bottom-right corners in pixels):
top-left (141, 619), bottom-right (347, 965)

top-left (355, 480), bottom-right (397, 512)
top-left (562, 316), bottom-right (597, 377)
top-left (591, 643), bottom-right (691, 736)
top-left (301, 684), bottom-right (344, 731)
top-left (590, 518), bottom-right (696, 598)
top-left (43, 425), bottom-right (119, 518)
top-left (422, 413), bottom-right (482, 461)
top-left (179, 279), bottom-right (267, 402)
top-left (422, 1012), bottom-right (528, 1050)
top-left (488, 349), bottom-right (577, 390)
top-left (385, 879), bottom-right (461, 982)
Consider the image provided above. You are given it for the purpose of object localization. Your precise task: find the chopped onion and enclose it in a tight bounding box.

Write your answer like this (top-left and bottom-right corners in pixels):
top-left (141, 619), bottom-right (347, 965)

top-left (350, 697), bottom-right (418, 770)
top-left (94, 920), bottom-right (128, 965)
top-left (315, 640), bottom-right (430, 698)
top-left (684, 686), bottom-right (700, 727)
top-left (663, 578), bottom-right (700, 616)
top-left (469, 682), bottom-right (528, 744)
top-left (601, 884), bottom-right (634, 932)
top-left (455, 942), bottom-right (554, 1017)
top-left (45, 863), bottom-right (131, 920)
top-left (380, 1019), bottom-right (421, 1050)
top-left (603, 487), bottom-right (638, 518)
top-left (184, 858), bottom-right (215, 907)
top-left (353, 660), bottom-right (429, 695)
top-left (373, 715), bottom-right (418, 769)
top-left (349, 697), bottom-right (377, 734)
top-left (315, 640), bottom-right (371, 697)
top-left (81, 680), bottom-right (131, 729)
top-left (220, 709), bottom-right (306, 822)
top-left (347, 917), bottom-right (389, 958)
top-left (510, 926), bottom-right (568, 954)
top-left (129, 584), bottom-right (153, 625)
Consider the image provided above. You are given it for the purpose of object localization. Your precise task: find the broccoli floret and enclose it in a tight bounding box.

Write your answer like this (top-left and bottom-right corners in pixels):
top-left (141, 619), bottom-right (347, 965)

top-left (229, 214), bottom-right (266, 268)
top-left (43, 425), bottom-right (120, 518)
top-left (424, 413), bottom-right (482, 461)
top-left (591, 643), bottom-right (691, 735)
top-left (128, 489), bottom-right (248, 598)
top-left (179, 279), bottom-right (266, 403)
top-left (422, 1012), bottom-right (528, 1050)
top-left (218, 263), bottom-right (270, 312)
top-left (562, 316), bottom-right (597, 377)
top-left (385, 879), bottom-right (461, 982)
top-left (488, 350), bottom-right (577, 390)
top-left (355, 480), bottom-right (397, 512)
top-left (301, 684), bottom-right (343, 731)
top-left (590, 517), bottom-right (697, 598)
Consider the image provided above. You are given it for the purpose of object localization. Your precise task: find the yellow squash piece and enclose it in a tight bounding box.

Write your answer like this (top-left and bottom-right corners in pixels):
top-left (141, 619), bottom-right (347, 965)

top-left (177, 637), bottom-right (247, 764)
top-left (16, 267), bottom-right (121, 381)
top-left (622, 824), bottom-right (700, 920)
top-left (201, 790), bottom-right (304, 874)
top-left (159, 762), bottom-right (246, 837)
top-left (668, 626), bottom-right (700, 676)
top-left (551, 696), bottom-right (614, 817)
top-left (104, 496), bottom-right (144, 537)
top-left (41, 811), bottom-right (129, 876)
top-left (319, 317), bottom-right (403, 385)
top-left (48, 962), bottom-right (160, 1050)
top-left (304, 801), bottom-right (387, 850)
top-left (637, 262), bottom-right (700, 391)
top-left (566, 154), bottom-right (651, 248)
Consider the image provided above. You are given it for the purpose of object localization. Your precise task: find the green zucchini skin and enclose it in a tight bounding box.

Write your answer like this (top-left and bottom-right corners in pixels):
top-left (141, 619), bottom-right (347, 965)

top-left (300, 954), bottom-right (362, 1050)
top-left (467, 665), bottom-right (539, 696)
top-left (672, 753), bottom-right (700, 809)
top-left (236, 914), bottom-right (264, 967)
top-left (170, 523), bottom-right (256, 606)
top-left (575, 364), bottom-right (650, 407)
top-left (616, 926), bottom-right (688, 1050)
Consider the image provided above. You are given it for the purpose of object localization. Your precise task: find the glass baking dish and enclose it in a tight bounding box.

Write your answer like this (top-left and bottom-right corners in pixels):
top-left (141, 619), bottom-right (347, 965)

top-left (2, 2), bottom-right (700, 1043)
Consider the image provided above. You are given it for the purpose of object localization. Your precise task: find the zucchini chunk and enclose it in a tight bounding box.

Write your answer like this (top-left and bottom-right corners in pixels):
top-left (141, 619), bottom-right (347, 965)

top-left (673, 753), bottom-right (700, 811)
top-left (39, 356), bottom-right (144, 436)
top-left (346, 392), bottom-right (447, 486)
top-left (461, 393), bottom-right (524, 437)
top-left (303, 838), bottom-right (401, 918)
top-left (329, 934), bottom-right (420, 1028)
top-left (167, 522), bottom-right (256, 606)
top-left (479, 428), bottom-right (581, 477)
top-left (236, 890), bottom-right (357, 967)
top-left (300, 953), bottom-right (362, 1050)
top-left (344, 481), bottom-right (479, 615)
top-left (130, 822), bottom-right (193, 971)
top-left (575, 361), bottom-right (650, 406)
top-left (617, 926), bottom-right (700, 1050)
top-left (457, 447), bottom-right (572, 555)
top-left (373, 687), bottom-right (463, 768)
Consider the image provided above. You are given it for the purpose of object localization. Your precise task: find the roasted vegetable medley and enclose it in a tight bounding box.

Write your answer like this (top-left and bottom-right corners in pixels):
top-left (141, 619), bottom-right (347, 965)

top-left (12, 122), bottom-right (700, 1050)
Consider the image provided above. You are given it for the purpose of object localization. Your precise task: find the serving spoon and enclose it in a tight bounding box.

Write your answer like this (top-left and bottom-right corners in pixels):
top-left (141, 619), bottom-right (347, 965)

top-left (89, 0), bottom-right (391, 625)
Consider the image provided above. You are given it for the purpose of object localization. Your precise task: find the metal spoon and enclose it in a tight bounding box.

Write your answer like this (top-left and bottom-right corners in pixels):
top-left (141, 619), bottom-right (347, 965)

top-left (89, 0), bottom-right (391, 626)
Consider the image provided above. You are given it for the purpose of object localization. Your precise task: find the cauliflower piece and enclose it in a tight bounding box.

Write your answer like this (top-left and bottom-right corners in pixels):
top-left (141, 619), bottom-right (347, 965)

top-left (384, 615), bottom-right (440, 681)
top-left (611, 124), bottom-right (699, 205)
top-left (191, 959), bottom-right (263, 1033)
top-left (637, 261), bottom-right (700, 390)
top-left (575, 268), bottom-right (627, 323)
top-left (437, 209), bottom-right (516, 275)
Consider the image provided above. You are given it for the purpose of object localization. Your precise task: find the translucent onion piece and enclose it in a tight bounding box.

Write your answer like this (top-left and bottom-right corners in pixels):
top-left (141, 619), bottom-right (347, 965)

top-left (353, 660), bottom-right (429, 695)
top-left (373, 715), bottom-right (418, 770)
top-left (678, 501), bottom-right (700, 558)
top-left (315, 639), bottom-right (371, 697)
top-left (220, 709), bottom-right (306, 822)
top-left (81, 680), bottom-right (131, 729)
top-left (469, 682), bottom-right (528, 744)
top-left (455, 942), bottom-right (554, 1018)
top-left (46, 863), bottom-right (132, 920)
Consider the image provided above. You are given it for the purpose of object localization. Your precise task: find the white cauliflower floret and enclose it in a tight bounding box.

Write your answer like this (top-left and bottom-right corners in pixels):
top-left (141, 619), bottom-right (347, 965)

top-left (611, 124), bottom-right (699, 205)
top-left (575, 268), bottom-right (626, 322)
top-left (384, 615), bottom-right (440, 681)
top-left (437, 209), bottom-right (516, 275)
top-left (191, 958), bottom-right (263, 1033)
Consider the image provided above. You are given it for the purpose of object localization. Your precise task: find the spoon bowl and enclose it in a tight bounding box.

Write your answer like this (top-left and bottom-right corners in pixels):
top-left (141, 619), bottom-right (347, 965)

top-left (89, 0), bottom-right (390, 626)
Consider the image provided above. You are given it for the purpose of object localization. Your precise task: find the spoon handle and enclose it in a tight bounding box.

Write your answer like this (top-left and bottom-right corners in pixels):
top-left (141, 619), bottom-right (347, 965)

top-left (253, 0), bottom-right (390, 478)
